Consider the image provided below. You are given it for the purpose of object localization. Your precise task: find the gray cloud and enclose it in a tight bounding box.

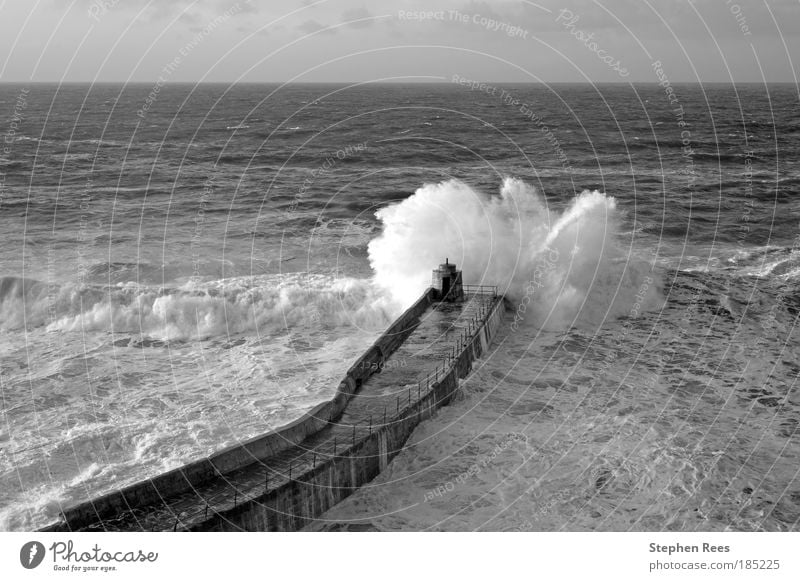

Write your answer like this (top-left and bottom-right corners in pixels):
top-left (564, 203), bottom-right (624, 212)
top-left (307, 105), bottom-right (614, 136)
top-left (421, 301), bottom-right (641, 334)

top-left (297, 19), bottom-right (337, 35)
top-left (341, 7), bottom-right (375, 29)
top-left (7, 0), bottom-right (798, 82)
top-left (229, 0), bottom-right (259, 14)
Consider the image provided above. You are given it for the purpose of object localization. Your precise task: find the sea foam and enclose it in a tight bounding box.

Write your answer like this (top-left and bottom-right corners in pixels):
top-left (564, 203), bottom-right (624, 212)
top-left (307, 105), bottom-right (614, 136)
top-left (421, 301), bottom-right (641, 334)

top-left (369, 177), bottom-right (661, 329)
top-left (0, 274), bottom-right (400, 340)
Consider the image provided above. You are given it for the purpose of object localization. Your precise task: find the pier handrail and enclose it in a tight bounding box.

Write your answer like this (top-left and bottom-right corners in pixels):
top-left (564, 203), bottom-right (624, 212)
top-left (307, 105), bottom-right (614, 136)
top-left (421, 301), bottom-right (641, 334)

top-left (462, 284), bottom-right (498, 297)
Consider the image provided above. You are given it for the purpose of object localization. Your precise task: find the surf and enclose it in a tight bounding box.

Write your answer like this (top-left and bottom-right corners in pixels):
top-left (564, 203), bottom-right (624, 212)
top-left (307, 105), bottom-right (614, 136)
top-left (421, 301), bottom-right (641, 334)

top-left (0, 274), bottom-right (401, 340)
top-left (368, 177), bottom-right (662, 330)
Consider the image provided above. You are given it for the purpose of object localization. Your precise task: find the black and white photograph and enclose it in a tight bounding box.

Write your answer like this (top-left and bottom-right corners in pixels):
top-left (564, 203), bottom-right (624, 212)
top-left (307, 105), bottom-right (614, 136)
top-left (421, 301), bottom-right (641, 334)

top-left (1, 0), bottom-right (799, 575)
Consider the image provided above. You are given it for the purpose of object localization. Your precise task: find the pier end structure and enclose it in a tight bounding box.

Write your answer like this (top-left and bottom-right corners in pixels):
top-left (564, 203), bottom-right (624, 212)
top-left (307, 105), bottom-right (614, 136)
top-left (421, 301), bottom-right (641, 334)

top-left (432, 259), bottom-right (463, 302)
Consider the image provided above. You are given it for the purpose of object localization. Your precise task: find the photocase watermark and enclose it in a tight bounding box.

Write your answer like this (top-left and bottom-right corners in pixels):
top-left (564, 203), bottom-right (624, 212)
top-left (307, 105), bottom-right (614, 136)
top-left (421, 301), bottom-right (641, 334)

top-left (453, 75), bottom-right (573, 170)
top-left (48, 540), bottom-right (158, 573)
top-left (137, 56), bottom-right (181, 119)
top-left (396, 10), bottom-right (446, 22)
top-left (510, 246), bottom-right (560, 332)
top-left (397, 9), bottom-right (529, 39)
top-left (75, 174), bottom-right (95, 285)
top-left (287, 142), bottom-right (368, 217)
top-left (451, 10), bottom-right (529, 39)
top-left (19, 541), bottom-right (46, 569)
top-left (737, 150), bottom-right (755, 241)
top-left (628, 275), bottom-right (654, 319)
top-left (2, 87), bottom-right (28, 156)
top-left (190, 173), bottom-right (216, 283)
top-left (510, 488), bottom-right (572, 531)
top-left (511, 462), bottom-right (638, 530)
top-left (422, 432), bottom-right (527, 502)
top-left (582, 274), bottom-right (656, 392)
top-left (358, 357), bottom-right (408, 373)
top-left (1, 86), bottom-right (29, 211)
top-left (652, 60), bottom-right (696, 190)
top-left (87, 0), bottom-right (122, 22)
top-left (556, 9), bottom-right (629, 78)
top-left (137, 3), bottom-right (246, 119)
top-left (19, 540), bottom-right (158, 572)
top-left (725, 0), bottom-right (753, 36)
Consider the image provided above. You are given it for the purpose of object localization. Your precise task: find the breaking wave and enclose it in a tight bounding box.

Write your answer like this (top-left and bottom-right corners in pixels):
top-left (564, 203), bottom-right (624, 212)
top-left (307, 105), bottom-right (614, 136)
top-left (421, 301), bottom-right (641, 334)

top-left (368, 177), bottom-right (662, 329)
top-left (0, 274), bottom-right (400, 340)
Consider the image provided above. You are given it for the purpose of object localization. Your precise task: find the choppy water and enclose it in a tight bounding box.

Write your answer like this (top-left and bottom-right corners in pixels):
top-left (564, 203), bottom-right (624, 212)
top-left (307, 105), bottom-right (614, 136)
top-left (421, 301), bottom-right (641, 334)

top-left (1, 82), bottom-right (798, 531)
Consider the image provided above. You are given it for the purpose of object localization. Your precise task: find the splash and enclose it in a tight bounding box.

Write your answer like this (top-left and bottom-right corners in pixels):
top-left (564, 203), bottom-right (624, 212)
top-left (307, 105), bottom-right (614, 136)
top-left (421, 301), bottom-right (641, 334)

top-left (368, 177), bottom-right (661, 329)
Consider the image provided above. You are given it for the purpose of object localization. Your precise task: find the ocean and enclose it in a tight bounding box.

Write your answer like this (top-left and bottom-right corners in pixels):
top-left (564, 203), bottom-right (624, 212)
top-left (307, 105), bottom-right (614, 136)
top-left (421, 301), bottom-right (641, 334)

top-left (0, 82), bottom-right (798, 531)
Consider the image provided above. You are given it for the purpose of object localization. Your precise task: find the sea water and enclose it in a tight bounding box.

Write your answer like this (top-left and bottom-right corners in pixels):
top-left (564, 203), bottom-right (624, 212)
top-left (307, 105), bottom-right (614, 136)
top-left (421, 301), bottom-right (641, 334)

top-left (1, 82), bottom-right (798, 531)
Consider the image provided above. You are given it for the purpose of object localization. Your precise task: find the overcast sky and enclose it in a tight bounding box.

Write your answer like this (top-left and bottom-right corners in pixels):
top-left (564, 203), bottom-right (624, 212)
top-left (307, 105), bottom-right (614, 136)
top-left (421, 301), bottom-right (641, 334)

top-left (0, 0), bottom-right (797, 83)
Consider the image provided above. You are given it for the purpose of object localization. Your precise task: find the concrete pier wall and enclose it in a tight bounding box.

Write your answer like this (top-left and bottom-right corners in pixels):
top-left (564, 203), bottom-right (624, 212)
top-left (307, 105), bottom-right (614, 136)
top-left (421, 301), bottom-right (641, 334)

top-left (49, 289), bottom-right (436, 532)
top-left (194, 294), bottom-right (505, 531)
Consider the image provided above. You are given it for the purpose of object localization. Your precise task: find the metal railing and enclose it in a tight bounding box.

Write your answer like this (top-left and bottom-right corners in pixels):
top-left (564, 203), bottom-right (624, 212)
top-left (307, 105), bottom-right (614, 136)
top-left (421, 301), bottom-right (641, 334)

top-left (463, 284), bottom-right (498, 297)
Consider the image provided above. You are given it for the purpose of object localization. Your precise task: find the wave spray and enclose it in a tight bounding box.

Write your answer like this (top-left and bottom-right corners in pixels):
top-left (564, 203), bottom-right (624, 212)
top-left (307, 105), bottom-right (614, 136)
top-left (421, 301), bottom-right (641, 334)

top-left (368, 178), bottom-right (661, 329)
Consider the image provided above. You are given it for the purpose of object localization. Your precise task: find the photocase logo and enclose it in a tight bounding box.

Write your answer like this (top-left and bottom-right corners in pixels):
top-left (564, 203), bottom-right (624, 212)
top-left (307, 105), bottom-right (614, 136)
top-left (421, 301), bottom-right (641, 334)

top-left (20, 541), bottom-right (46, 569)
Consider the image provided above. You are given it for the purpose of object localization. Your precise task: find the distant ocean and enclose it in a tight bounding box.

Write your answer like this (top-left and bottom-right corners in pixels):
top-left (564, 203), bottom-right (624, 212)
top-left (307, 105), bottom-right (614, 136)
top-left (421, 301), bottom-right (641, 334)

top-left (1, 82), bottom-right (798, 531)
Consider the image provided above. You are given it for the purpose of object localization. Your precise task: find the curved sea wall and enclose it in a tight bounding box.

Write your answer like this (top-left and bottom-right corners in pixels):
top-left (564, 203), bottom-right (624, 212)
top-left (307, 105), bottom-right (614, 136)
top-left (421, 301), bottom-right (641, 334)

top-left (44, 289), bottom-right (437, 532)
top-left (192, 293), bottom-right (505, 531)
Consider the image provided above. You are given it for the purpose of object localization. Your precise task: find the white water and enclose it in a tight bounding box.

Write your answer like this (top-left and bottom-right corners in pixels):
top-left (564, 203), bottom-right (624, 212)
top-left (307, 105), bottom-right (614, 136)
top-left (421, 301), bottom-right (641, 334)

top-left (369, 177), bottom-right (662, 329)
top-left (0, 274), bottom-right (400, 340)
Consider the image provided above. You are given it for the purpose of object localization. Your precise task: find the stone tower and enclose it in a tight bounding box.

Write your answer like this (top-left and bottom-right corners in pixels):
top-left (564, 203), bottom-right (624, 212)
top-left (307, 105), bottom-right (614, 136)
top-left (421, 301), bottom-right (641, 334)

top-left (432, 259), bottom-right (464, 302)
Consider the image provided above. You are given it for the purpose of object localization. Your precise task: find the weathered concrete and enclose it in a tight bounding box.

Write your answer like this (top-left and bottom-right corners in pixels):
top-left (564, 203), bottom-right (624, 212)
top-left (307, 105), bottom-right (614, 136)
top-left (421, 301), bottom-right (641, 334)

top-left (41, 286), bottom-right (504, 532)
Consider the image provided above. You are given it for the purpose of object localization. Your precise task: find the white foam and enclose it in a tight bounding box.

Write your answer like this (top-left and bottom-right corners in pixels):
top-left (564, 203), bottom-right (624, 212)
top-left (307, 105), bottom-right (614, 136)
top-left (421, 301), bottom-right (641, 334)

top-left (0, 274), bottom-right (402, 340)
top-left (368, 178), bottom-right (661, 329)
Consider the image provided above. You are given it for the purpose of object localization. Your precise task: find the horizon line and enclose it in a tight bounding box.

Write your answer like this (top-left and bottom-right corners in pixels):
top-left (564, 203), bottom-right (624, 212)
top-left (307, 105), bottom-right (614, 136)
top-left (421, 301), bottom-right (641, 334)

top-left (0, 80), bottom-right (796, 85)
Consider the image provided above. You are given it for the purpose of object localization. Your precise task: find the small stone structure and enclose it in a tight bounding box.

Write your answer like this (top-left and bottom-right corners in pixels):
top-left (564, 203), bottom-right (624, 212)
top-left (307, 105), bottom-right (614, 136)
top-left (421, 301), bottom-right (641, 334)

top-left (432, 259), bottom-right (463, 302)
